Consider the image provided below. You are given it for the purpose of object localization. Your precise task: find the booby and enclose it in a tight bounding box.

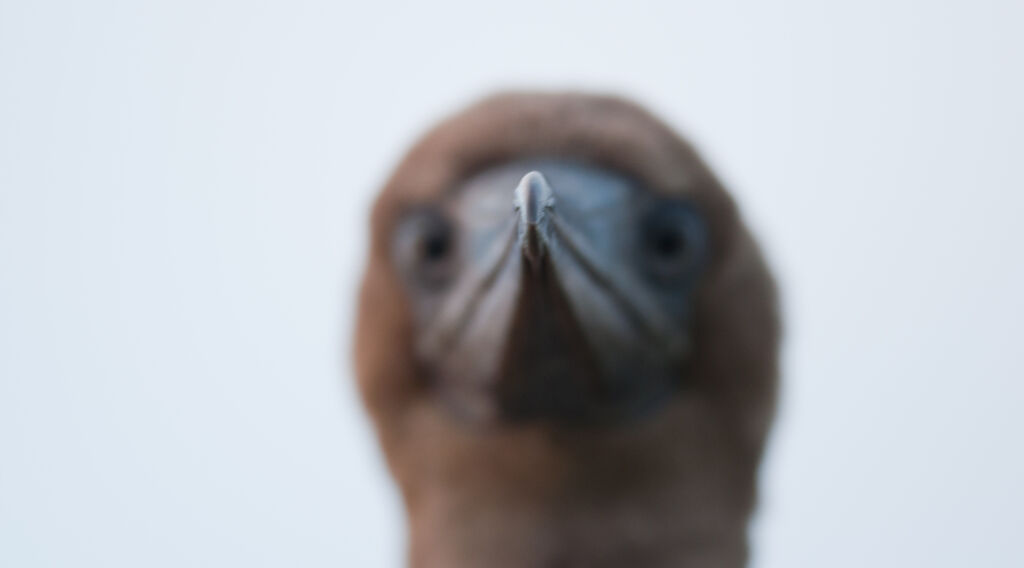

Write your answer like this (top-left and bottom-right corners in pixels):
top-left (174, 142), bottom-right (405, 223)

top-left (353, 92), bottom-right (780, 567)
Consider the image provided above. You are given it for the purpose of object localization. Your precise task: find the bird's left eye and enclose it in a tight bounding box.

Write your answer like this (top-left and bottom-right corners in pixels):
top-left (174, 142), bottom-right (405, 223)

top-left (394, 207), bottom-right (458, 290)
top-left (639, 200), bottom-right (706, 282)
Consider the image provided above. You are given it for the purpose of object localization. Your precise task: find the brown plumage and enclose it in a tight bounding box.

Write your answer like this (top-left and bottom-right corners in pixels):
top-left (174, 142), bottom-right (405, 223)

top-left (354, 92), bottom-right (780, 567)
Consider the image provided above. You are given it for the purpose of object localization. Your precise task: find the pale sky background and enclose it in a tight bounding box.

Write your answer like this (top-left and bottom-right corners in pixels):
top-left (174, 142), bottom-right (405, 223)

top-left (2, 1), bottom-right (1022, 566)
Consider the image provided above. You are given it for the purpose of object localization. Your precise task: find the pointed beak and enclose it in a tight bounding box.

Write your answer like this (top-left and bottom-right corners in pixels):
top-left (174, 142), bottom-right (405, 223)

top-left (514, 171), bottom-right (555, 269)
top-left (417, 163), bottom-right (688, 423)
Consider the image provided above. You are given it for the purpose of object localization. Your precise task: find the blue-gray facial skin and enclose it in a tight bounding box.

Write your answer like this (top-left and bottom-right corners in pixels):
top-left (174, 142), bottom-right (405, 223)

top-left (393, 160), bottom-right (708, 425)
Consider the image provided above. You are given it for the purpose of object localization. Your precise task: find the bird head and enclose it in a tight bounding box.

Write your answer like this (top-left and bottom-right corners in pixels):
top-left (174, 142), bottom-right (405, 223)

top-left (353, 92), bottom-right (779, 565)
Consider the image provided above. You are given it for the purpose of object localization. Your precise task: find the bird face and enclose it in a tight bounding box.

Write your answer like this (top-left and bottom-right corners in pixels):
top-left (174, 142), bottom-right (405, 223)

top-left (357, 94), bottom-right (779, 568)
top-left (392, 160), bottom-right (708, 424)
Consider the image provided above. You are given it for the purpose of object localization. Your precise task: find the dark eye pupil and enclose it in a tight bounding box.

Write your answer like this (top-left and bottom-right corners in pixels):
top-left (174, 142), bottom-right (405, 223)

top-left (639, 201), bottom-right (705, 282)
top-left (421, 229), bottom-right (450, 261)
top-left (652, 228), bottom-right (683, 257)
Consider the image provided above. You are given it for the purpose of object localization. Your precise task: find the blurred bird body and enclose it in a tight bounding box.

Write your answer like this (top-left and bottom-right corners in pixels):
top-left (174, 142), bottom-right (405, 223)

top-left (354, 93), bottom-right (779, 567)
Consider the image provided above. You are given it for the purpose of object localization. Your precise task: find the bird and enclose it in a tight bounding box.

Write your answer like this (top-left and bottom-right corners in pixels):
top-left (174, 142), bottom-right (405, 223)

top-left (353, 92), bottom-right (780, 568)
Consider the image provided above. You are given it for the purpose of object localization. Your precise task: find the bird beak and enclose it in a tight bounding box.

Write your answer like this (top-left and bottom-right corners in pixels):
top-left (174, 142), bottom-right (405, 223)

top-left (514, 171), bottom-right (555, 270)
top-left (493, 172), bottom-right (607, 420)
top-left (418, 167), bottom-right (684, 422)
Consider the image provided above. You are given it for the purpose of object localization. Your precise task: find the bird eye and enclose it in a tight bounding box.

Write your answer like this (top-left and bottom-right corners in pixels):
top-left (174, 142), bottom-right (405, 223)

top-left (640, 200), bottom-right (706, 282)
top-left (648, 224), bottom-right (684, 258)
top-left (420, 222), bottom-right (451, 262)
top-left (394, 207), bottom-right (458, 290)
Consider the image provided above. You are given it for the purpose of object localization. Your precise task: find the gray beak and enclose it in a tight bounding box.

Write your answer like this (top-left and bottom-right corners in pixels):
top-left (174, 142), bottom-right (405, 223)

top-left (514, 171), bottom-right (556, 269)
top-left (415, 162), bottom-right (690, 422)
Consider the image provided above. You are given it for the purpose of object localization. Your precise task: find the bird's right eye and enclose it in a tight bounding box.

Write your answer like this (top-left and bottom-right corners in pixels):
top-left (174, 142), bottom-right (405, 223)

top-left (394, 208), bottom-right (458, 290)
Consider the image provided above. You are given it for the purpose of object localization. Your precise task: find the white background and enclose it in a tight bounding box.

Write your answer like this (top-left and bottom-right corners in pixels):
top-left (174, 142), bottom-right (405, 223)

top-left (2, 1), bottom-right (1022, 566)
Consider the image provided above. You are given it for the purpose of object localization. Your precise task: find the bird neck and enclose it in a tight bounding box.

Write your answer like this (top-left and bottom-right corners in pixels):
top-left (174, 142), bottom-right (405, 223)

top-left (392, 399), bottom-right (757, 568)
top-left (405, 486), bottom-right (749, 568)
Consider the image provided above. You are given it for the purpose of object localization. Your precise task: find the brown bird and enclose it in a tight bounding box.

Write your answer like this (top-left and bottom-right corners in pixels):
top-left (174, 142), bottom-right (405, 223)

top-left (353, 92), bottom-right (780, 567)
